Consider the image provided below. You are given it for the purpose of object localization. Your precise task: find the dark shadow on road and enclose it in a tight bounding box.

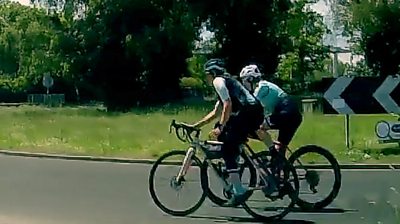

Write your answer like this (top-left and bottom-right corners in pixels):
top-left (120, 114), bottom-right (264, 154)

top-left (210, 204), bottom-right (357, 214)
top-left (190, 206), bottom-right (358, 223)
top-left (236, 205), bottom-right (357, 214)
top-left (289, 207), bottom-right (357, 214)
top-left (186, 214), bottom-right (315, 224)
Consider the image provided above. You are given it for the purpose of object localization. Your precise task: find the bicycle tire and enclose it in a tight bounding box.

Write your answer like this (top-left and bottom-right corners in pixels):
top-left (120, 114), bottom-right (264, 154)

top-left (287, 144), bottom-right (342, 210)
top-left (242, 153), bottom-right (300, 222)
top-left (200, 154), bottom-right (257, 206)
top-left (148, 150), bottom-right (206, 216)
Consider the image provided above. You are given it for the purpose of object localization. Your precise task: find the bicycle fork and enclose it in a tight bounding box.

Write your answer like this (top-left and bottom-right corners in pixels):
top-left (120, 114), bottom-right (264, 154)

top-left (175, 147), bottom-right (195, 182)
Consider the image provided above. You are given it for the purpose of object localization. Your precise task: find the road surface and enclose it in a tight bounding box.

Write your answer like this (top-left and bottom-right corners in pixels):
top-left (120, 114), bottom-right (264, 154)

top-left (0, 155), bottom-right (398, 224)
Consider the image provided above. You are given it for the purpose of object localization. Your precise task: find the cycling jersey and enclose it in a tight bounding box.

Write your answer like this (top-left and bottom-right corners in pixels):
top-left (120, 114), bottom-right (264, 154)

top-left (251, 80), bottom-right (302, 146)
top-left (211, 74), bottom-right (264, 171)
top-left (213, 75), bottom-right (259, 113)
top-left (254, 80), bottom-right (288, 116)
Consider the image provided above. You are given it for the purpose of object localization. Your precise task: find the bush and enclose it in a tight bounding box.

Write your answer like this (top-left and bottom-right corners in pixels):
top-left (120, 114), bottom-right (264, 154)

top-left (179, 77), bottom-right (204, 90)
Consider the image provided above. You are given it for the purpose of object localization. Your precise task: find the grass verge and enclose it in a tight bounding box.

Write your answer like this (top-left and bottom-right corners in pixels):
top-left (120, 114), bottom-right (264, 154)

top-left (0, 103), bottom-right (399, 164)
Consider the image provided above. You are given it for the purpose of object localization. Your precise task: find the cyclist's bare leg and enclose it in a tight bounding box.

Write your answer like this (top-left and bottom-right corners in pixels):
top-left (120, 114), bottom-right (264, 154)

top-left (259, 120), bottom-right (288, 155)
top-left (255, 128), bottom-right (273, 147)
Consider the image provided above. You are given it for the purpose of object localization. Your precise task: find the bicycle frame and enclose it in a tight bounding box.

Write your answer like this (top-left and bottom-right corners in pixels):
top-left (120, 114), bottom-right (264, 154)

top-left (175, 136), bottom-right (233, 187)
top-left (239, 143), bottom-right (275, 191)
top-left (170, 120), bottom-right (275, 193)
top-left (256, 130), bottom-right (332, 194)
top-left (255, 130), bottom-right (308, 171)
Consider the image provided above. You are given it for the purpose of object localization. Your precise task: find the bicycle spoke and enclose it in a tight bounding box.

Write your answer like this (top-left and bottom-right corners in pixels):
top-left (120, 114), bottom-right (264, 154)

top-left (242, 152), bottom-right (299, 222)
top-left (149, 150), bottom-right (206, 216)
top-left (288, 145), bottom-right (341, 210)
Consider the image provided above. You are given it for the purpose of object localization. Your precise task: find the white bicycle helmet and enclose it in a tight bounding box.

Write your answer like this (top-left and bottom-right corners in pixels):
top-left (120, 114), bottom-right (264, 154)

top-left (239, 64), bottom-right (262, 81)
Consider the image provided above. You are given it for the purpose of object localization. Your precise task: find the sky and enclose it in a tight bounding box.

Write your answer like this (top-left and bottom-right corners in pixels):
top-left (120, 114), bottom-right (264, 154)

top-left (14, 0), bottom-right (30, 5)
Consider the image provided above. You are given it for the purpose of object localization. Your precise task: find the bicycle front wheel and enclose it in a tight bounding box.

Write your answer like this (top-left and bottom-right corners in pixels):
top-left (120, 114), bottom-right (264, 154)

top-left (148, 150), bottom-right (206, 216)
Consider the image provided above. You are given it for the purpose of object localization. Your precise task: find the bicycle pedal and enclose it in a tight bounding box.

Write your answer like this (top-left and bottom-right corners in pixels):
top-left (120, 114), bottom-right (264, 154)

top-left (265, 195), bottom-right (279, 201)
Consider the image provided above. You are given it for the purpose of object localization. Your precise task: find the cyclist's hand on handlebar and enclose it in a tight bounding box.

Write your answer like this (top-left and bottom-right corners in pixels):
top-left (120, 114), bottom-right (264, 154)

top-left (208, 128), bottom-right (221, 140)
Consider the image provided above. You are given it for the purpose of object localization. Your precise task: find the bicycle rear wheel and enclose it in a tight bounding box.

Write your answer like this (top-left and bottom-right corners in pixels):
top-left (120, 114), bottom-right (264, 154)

top-left (288, 145), bottom-right (341, 210)
top-left (148, 150), bottom-right (206, 216)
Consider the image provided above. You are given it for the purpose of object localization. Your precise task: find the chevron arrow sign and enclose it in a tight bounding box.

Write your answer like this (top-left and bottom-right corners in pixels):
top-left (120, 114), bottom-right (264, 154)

top-left (373, 75), bottom-right (400, 114)
top-left (322, 75), bottom-right (400, 114)
top-left (323, 76), bottom-right (355, 114)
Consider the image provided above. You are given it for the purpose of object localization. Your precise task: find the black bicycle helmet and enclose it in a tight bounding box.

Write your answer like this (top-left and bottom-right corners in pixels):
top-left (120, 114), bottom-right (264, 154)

top-left (204, 58), bottom-right (225, 76)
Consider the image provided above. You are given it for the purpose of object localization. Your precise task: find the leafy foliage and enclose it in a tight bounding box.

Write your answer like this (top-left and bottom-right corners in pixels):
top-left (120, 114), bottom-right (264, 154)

top-left (342, 0), bottom-right (400, 77)
top-left (8, 0), bottom-right (399, 109)
top-left (0, 1), bottom-right (64, 92)
top-left (276, 0), bottom-right (329, 93)
top-left (189, 0), bottom-right (292, 77)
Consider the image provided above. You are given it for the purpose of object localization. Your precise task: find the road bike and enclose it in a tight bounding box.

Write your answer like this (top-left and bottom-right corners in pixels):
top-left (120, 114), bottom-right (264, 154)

top-left (206, 129), bottom-right (342, 210)
top-left (148, 120), bottom-right (300, 221)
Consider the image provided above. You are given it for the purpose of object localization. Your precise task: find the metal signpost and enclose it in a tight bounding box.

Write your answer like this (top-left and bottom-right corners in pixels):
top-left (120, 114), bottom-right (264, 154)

top-left (322, 75), bottom-right (400, 149)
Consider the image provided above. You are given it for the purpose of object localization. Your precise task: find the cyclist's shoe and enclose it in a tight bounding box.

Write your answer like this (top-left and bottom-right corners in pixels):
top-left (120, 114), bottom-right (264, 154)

top-left (261, 175), bottom-right (279, 198)
top-left (222, 190), bottom-right (252, 207)
top-left (223, 183), bottom-right (234, 199)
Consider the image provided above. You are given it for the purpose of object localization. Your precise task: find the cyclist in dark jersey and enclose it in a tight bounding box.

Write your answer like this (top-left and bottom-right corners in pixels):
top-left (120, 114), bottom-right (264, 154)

top-left (191, 58), bottom-right (264, 206)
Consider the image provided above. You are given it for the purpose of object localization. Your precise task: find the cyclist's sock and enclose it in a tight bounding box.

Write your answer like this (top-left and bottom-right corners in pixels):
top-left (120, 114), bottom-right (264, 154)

top-left (228, 172), bottom-right (246, 195)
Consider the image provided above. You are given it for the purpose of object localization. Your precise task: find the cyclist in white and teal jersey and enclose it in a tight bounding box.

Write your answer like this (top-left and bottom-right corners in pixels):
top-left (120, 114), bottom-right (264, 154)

top-left (239, 64), bottom-right (303, 154)
top-left (190, 59), bottom-right (264, 207)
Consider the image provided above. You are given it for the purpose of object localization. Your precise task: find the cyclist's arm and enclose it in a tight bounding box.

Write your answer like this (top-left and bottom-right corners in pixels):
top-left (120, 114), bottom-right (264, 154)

top-left (213, 77), bottom-right (231, 128)
top-left (193, 101), bottom-right (220, 128)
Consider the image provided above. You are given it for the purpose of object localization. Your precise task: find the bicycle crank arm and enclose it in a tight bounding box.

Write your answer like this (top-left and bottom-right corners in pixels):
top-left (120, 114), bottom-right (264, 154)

top-left (248, 186), bottom-right (267, 191)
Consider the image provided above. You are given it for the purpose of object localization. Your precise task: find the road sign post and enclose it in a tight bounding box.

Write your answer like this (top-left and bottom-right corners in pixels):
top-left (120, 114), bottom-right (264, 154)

top-left (345, 114), bottom-right (350, 149)
top-left (322, 75), bottom-right (400, 149)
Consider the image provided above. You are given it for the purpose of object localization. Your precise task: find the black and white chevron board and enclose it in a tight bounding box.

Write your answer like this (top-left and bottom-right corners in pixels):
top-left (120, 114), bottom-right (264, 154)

top-left (322, 75), bottom-right (400, 114)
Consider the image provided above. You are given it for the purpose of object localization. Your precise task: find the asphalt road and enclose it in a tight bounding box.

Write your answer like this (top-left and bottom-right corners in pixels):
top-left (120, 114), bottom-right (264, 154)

top-left (0, 155), bottom-right (398, 224)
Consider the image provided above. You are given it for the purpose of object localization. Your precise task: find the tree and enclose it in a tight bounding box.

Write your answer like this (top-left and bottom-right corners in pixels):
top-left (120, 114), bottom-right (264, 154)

top-left (32, 0), bottom-right (199, 110)
top-left (0, 1), bottom-right (64, 92)
top-left (11, 0), bottom-right (334, 108)
top-left (187, 0), bottom-right (292, 77)
top-left (189, 0), bottom-right (329, 94)
top-left (276, 0), bottom-right (329, 93)
top-left (340, 0), bottom-right (400, 77)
